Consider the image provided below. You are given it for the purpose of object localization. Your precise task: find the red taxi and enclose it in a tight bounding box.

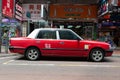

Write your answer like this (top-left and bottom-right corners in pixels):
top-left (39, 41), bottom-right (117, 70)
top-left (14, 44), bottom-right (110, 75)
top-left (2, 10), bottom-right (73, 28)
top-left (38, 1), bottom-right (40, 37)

top-left (9, 28), bottom-right (113, 62)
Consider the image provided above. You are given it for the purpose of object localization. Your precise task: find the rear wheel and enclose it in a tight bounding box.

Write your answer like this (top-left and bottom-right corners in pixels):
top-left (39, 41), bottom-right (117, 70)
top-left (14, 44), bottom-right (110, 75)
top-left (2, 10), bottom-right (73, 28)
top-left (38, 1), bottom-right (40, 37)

top-left (90, 49), bottom-right (104, 62)
top-left (25, 47), bottom-right (40, 61)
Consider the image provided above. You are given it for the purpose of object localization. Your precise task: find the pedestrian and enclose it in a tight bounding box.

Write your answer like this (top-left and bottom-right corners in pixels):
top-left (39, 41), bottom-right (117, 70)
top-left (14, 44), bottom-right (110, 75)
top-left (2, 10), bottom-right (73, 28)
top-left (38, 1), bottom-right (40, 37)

top-left (98, 32), bottom-right (105, 42)
top-left (104, 32), bottom-right (115, 47)
top-left (113, 36), bottom-right (119, 47)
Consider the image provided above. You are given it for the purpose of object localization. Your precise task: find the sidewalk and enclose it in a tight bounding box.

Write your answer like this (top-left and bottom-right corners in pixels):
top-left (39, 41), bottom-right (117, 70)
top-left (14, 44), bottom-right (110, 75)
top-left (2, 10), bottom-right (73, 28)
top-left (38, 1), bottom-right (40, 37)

top-left (0, 46), bottom-right (17, 57)
top-left (112, 47), bottom-right (120, 57)
top-left (114, 47), bottom-right (120, 53)
top-left (0, 53), bottom-right (17, 57)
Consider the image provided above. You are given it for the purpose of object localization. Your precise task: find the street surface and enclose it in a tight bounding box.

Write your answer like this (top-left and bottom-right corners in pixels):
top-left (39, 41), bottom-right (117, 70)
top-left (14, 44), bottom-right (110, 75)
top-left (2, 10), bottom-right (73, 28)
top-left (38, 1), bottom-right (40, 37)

top-left (0, 52), bottom-right (120, 80)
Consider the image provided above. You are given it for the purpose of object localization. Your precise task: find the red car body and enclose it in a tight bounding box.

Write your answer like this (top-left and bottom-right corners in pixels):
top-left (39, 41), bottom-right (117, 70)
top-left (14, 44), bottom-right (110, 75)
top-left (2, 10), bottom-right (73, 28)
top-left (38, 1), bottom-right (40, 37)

top-left (9, 28), bottom-right (113, 61)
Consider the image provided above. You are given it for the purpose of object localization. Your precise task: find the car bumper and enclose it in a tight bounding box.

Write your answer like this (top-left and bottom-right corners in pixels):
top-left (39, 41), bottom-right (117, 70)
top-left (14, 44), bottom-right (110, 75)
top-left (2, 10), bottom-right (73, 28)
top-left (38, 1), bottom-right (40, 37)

top-left (9, 46), bottom-right (25, 54)
top-left (105, 49), bottom-right (113, 57)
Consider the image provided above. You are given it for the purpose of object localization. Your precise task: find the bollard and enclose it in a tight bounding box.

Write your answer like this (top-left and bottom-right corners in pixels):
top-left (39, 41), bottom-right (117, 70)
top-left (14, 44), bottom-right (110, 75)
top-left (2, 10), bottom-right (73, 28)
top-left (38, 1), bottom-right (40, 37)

top-left (5, 38), bottom-right (9, 53)
top-left (0, 42), bottom-right (1, 53)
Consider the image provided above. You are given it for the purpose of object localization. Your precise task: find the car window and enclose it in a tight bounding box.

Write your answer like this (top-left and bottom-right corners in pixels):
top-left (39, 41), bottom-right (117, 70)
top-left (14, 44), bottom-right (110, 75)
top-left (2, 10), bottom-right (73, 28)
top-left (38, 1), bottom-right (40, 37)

top-left (37, 30), bottom-right (56, 39)
top-left (27, 29), bottom-right (39, 38)
top-left (59, 30), bottom-right (79, 40)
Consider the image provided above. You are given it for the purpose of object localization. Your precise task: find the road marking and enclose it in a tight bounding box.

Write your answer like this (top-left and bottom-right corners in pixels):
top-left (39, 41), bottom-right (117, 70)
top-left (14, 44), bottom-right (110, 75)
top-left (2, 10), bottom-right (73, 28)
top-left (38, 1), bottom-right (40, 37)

top-left (0, 55), bottom-right (21, 60)
top-left (3, 62), bottom-right (120, 68)
top-left (4, 63), bottom-right (55, 66)
top-left (3, 60), bottom-right (15, 64)
top-left (0, 56), bottom-right (15, 60)
top-left (58, 64), bottom-right (120, 68)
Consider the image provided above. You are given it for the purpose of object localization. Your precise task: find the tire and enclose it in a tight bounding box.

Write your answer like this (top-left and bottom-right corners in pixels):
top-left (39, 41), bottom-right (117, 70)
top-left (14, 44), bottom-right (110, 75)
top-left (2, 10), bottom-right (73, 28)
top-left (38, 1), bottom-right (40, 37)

top-left (90, 49), bottom-right (104, 62)
top-left (25, 47), bottom-right (40, 61)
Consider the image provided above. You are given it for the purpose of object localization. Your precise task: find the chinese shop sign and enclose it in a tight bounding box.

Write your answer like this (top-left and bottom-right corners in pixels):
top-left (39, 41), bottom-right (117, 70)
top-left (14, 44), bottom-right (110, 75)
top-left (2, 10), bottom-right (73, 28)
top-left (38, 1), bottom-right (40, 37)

top-left (15, 0), bottom-right (23, 21)
top-left (2, 0), bottom-right (14, 18)
top-left (49, 4), bottom-right (97, 19)
top-left (23, 4), bottom-right (41, 20)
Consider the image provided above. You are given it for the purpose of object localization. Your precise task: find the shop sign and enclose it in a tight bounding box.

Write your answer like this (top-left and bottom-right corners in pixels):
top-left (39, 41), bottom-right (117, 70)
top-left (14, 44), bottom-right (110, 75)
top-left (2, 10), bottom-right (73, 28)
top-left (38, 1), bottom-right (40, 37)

top-left (64, 7), bottom-right (82, 17)
top-left (15, 0), bottom-right (23, 21)
top-left (64, 7), bottom-right (84, 12)
top-left (49, 4), bottom-right (97, 19)
top-left (23, 4), bottom-right (41, 20)
top-left (112, 6), bottom-right (120, 13)
top-left (98, 0), bottom-right (108, 16)
top-left (2, 0), bottom-right (14, 18)
top-left (118, 0), bottom-right (120, 6)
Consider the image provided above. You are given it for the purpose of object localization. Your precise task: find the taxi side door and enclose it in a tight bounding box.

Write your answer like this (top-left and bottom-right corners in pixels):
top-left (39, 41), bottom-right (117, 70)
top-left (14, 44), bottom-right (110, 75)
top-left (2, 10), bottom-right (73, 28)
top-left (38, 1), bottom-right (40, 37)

top-left (36, 30), bottom-right (59, 56)
top-left (56, 30), bottom-right (82, 57)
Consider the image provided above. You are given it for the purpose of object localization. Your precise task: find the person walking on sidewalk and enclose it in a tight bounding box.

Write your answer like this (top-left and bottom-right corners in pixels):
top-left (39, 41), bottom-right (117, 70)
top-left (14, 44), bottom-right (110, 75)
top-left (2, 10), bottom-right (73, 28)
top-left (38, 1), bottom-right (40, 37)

top-left (113, 36), bottom-right (119, 47)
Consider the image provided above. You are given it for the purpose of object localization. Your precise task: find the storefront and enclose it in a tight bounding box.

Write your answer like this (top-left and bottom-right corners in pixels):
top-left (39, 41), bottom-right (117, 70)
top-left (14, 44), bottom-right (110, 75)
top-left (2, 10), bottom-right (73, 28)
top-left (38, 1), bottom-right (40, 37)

top-left (52, 21), bottom-right (97, 39)
top-left (22, 4), bottom-right (48, 36)
top-left (0, 0), bottom-right (14, 52)
top-left (1, 0), bottom-right (22, 37)
top-left (1, 0), bottom-right (14, 47)
top-left (1, 0), bottom-right (22, 47)
top-left (49, 4), bottom-right (98, 39)
top-left (1, 18), bottom-right (22, 37)
top-left (98, 0), bottom-right (120, 46)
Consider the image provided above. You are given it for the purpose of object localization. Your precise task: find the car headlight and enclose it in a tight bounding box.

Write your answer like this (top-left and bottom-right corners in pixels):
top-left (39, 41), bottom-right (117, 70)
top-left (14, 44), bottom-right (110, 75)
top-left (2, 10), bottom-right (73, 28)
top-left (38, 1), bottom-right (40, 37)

top-left (109, 44), bottom-right (116, 50)
top-left (109, 44), bottom-right (112, 49)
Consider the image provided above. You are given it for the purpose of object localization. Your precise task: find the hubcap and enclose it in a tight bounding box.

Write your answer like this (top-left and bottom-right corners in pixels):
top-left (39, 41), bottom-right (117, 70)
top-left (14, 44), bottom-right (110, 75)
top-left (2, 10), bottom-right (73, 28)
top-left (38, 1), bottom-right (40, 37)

top-left (92, 50), bottom-right (103, 61)
top-left (28, 49), bottom-right (38, 60)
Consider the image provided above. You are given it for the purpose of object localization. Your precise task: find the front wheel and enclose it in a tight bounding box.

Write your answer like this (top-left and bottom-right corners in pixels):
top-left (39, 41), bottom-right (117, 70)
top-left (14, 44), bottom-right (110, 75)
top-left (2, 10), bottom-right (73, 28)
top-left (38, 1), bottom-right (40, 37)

top-left (90, 49), bottom-right (104, 62)
top-left (25, 47), bottom-right (40, 61)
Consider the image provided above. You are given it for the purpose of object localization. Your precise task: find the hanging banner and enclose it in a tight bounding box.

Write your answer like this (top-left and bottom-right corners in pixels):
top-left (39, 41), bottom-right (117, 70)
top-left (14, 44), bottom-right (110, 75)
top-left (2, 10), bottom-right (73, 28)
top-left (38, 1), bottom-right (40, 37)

top-left (98, 0), bottom-right (109, 16)
top-left (2, 0), bottom-right (14, 18)
top-left (118, 0), bottom-right (120, 6)
top-left (15, 0), bottom-right (23, 21)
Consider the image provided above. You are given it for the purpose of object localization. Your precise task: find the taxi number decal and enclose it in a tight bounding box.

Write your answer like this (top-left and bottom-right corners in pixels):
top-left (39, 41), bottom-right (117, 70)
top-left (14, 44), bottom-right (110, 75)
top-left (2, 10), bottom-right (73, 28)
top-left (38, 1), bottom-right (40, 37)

top-left (84, 44), bottom-right (89, 50)
top-left (45, 44), bottom-right (51, 48)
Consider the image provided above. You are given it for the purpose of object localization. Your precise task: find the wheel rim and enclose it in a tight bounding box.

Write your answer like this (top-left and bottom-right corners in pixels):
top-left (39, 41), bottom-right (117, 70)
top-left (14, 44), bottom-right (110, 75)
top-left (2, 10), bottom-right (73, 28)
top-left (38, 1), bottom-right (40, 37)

top-left (27, 49), bottom-right (39, 60)
top-left (92, 50), bottom-right (103, 62)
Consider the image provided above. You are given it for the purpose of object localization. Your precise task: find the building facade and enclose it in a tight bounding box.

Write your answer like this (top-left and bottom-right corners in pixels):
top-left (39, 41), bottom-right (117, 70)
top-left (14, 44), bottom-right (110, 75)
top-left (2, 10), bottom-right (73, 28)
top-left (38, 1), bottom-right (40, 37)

top-left (48, 4), bottom-right (98, 40)
top-left (98, 0), bottom-right (120, 46)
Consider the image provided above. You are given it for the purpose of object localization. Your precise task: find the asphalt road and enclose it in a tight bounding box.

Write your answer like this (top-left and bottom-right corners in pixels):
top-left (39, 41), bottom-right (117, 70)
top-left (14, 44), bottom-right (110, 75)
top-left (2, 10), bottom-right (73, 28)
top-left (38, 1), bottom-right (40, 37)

top-left (0, 55), bottom-right (120, 80)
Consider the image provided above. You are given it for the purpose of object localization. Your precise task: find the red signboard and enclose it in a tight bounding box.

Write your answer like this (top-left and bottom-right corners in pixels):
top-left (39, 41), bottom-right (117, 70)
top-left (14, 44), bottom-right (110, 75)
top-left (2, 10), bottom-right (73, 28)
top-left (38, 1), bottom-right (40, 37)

top-left (118, 0), bottom-right (120, 6)
top-left (2, 0), bottom-right (14, 18)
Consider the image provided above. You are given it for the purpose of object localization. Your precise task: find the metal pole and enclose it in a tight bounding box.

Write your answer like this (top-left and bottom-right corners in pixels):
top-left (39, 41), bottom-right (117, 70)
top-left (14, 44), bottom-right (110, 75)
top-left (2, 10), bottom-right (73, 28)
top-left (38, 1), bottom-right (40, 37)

top-left (27, 19), bottom-right (30, 35)
top-left (0, 0), bottom-right (2, 53)
top-left (5, 28), bottom-right (9, 53)
top-left (0, 25), bottom-right (1, 53)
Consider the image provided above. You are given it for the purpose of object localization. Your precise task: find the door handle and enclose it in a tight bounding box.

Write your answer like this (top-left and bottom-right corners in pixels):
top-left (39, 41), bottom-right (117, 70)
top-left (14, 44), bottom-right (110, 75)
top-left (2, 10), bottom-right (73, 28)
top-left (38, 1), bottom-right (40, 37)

top-left (59, 42), bottom-right (64, 44)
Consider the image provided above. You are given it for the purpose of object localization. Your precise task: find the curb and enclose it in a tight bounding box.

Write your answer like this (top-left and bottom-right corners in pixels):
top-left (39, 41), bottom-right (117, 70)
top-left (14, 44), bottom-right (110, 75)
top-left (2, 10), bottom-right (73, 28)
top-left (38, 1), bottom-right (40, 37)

top-left (112, 54), bottom-right (120, 57)
top-left (0, 53), bottom-right (18, 57)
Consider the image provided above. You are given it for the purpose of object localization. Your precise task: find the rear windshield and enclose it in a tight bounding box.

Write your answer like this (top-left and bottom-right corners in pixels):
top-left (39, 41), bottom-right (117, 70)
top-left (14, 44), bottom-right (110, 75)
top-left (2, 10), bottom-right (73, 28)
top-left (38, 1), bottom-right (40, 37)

top-left (27, 29), bottom-right (39, 38)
